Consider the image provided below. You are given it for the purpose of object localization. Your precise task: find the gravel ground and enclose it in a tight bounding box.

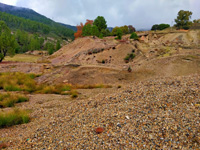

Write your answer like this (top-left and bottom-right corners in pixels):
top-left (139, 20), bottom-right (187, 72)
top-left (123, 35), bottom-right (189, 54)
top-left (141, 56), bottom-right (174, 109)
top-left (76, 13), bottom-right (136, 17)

top-left (1, 74), bottom-right (200, 149)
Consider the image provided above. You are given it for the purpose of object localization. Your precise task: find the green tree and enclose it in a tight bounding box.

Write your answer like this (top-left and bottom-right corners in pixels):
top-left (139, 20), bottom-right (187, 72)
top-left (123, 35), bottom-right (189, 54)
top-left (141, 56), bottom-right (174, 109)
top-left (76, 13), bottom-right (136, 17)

top-left (44, 42), bottom-right (55, 55)
top-left (101, 28), bottom-right (110, 37)
top-left (29, 35), bottom-right (40, 51)
top-left (151, 24), bottom-right (159, 31)
top-left (115, 28), bottom-right (123, 40)
top-left (0, 21), bottom-right (16, 62)
top-left (130, 32), bottom-right (138, 40)
top-left (91, 25), bottom-right (100, 37)
top-left (175, 10), bottom-right (192, 29)
top-left (193, 19), bottom-right (200, 23)
top-left (82, 24), bottom-right (92, 36)
top-left (111, 27), bottom-right (120, 36)
top-left (120, 25), bottom-right (129, 34)
top-left (151, 24), bottom-right (170, 30)
top-left (15, 30), bottom-right (30, 53)
top-left (158, 24), bottom-right (170, 30)
top-left (56, 40), bottom-right (61, 50)
top-left (93, 16), bottom-right (107, 32)
top-left (99, 33), bottom-right (103, 39)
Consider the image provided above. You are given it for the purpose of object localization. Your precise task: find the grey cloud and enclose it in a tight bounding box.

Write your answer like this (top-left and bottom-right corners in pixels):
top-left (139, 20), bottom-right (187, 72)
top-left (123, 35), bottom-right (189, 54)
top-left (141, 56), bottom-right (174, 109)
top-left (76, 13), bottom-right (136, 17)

top-left (15, 0), bottom-right (199, 30)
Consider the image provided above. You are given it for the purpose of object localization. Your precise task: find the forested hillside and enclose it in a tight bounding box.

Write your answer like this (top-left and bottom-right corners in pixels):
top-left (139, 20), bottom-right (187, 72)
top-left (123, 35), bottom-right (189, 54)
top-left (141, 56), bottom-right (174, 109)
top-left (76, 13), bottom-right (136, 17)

top-left (0, 2), bottom-right (77, 56)
top-left (0, 11), bottom-right (74, 39)
top-left (0, 2), bottom-right (75, 38)
top-left (0, 2), bottom-right (77, 32)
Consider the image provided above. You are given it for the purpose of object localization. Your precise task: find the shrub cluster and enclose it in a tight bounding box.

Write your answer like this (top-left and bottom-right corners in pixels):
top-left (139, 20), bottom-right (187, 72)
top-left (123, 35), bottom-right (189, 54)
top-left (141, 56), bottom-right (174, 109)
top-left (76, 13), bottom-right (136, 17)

top-left (130, 32), bottom-right (138, 40)
top-left (0, 109), bottom-right (30, 128)
top-left (0, 72), bottom-right (38, 92)
top-left (124, 53), bottom-right (136, 63)
top-left (0, 93), bottom-right (29, 108)
top-left (151, 24), bottom-right (170, 31)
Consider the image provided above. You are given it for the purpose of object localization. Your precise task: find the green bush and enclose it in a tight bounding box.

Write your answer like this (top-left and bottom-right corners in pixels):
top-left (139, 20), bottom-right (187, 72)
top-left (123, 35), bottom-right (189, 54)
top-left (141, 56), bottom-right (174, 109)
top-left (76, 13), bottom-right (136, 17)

top-left (0, 109), bottom-right (30, 128)
top-left (115, 28), bottom-right (123, 40)
top-left (151, 24), bottom-right (170, 30)
top-left (130, 32), bottom-right (138, 40)
top-left (183, 25), bottom-right (190, 30)
top-left (124, 53), bottom-right (136, 63)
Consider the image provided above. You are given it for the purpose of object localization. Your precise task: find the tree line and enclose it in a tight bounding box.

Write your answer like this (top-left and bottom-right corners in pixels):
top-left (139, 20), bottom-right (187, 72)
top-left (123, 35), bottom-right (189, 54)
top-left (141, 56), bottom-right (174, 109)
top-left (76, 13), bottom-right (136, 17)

top-left (74, 16), bottom-right (136, 40)
top-left (0, 21), bottom-right (61, 62)
top-left (15, 29), bottom-right (61, 55)
top-left (151, 10), bottom-right (197, 31)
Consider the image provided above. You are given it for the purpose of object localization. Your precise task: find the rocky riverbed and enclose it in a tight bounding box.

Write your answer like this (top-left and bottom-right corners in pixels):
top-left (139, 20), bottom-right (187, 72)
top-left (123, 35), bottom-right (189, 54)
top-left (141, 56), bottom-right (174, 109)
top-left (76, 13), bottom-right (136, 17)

top-left (1, 74), bottom-right (200, 149)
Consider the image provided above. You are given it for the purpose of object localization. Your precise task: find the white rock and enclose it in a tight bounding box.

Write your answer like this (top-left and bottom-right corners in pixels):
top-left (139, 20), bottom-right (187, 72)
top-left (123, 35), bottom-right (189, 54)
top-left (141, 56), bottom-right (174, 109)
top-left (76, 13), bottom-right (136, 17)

top-left (125, 116), bottom-right (130, 120)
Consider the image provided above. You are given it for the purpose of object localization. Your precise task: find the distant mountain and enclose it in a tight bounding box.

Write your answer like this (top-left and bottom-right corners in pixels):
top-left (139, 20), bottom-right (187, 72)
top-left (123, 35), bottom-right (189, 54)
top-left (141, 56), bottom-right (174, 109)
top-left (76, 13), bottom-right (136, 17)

top-left (137, 28), bottom-right (150, 31)
top-left (107, 27), bottom-right (113, 32)
top-left (59, 23), bottom-right (77, 31)
top-left (0, 2), bottom-right (56, 26)
top-left (0, 2), bottom-right (76, 38)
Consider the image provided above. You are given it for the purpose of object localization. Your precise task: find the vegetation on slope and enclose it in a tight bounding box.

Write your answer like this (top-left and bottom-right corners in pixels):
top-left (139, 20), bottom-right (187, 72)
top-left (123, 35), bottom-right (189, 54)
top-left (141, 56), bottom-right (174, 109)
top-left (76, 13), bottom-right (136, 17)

top-left (0, 11), bottom-right (74, 39)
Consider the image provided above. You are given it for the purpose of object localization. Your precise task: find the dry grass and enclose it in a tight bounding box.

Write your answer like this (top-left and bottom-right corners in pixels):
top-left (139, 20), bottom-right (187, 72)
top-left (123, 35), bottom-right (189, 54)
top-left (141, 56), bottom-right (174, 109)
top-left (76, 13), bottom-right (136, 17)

top-left (4, 54), bottom-right (40, 63)
top-left (0, 73), bottom-right (112, 100)
top-left (0, 72), bottom-right (38, 93)
top-left (0, 93), bottom-right (29, 108)
top-left (37, 84), bottom-right (72, 95)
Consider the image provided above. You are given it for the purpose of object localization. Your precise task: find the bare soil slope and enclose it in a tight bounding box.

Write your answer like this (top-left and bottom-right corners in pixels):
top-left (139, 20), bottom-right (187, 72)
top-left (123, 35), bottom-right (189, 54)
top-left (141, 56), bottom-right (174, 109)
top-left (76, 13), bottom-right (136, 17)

top-left (35, 30), bottom-right (200, 85)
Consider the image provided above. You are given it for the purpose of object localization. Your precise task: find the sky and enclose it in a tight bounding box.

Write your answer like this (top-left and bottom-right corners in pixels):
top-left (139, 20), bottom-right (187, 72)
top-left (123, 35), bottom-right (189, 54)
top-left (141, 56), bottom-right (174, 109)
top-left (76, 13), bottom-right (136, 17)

top-left (0, 0), bottom-right (199, 30)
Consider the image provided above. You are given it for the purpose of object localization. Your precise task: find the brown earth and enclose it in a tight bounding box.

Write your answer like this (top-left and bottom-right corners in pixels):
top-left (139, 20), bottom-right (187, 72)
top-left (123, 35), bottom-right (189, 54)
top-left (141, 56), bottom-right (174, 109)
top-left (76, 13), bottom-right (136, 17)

top-left (35, 30), bottom-right (200, 85)
top-left (1, 30), bottom-right (199, 85)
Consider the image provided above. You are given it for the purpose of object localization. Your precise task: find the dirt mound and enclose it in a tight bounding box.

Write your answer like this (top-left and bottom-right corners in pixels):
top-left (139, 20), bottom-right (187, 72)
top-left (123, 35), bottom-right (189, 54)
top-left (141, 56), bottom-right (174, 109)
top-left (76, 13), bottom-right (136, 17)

top-left (49, 37), bottom-right (117, 66)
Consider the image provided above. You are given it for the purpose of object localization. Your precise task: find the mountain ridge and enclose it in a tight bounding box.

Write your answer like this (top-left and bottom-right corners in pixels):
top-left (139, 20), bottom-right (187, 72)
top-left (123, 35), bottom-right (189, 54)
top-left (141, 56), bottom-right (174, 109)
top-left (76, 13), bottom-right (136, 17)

top-left (0, 2), bottom-right (77, 31)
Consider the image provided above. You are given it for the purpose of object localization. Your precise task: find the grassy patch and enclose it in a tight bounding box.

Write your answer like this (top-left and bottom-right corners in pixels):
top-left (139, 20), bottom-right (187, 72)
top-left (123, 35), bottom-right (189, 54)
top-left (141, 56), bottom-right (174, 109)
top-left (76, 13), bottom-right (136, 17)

top-left (4, 54), bottom-right (40, 63)
top-left (186, 55), bottom-right (199, 59)
top-left (0, 72), bottom-right (38, 93)
top-left (0, 93), bottom-right (29, 108)
top-left (37, 84), bottom-right (72, 95)
top-left (0, 109), bottom-right (30, 128)
top-left (0, 73), bottom-right (112, 98)
top-left (157, 47), bottom-right (173, 57)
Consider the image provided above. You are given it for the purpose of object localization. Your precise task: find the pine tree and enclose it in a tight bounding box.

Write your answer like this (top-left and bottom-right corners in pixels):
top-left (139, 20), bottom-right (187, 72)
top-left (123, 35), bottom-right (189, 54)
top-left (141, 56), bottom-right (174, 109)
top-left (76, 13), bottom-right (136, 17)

top-left (0, 21), bottom-right (16, 62)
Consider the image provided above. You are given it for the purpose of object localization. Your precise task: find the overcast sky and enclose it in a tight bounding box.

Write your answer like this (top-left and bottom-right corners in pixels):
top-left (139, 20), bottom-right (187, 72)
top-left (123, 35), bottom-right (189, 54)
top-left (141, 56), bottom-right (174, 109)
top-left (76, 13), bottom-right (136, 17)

top-left (0, 0), bottom-right (199, 30)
